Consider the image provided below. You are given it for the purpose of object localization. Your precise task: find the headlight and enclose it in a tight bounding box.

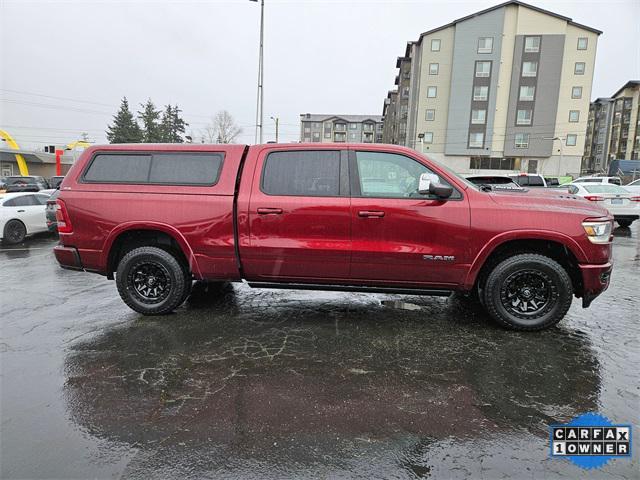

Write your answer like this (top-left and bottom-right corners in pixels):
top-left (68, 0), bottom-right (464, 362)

top-left (582, 221), bottom-right (612, 244)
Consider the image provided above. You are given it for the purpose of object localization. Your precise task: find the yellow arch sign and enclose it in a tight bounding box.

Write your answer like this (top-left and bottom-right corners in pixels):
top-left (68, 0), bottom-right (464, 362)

top-left (0, 129), bottom-right (29, 176)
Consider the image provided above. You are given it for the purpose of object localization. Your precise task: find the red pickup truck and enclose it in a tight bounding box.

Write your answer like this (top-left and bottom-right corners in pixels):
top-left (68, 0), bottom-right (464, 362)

top-left (54, 143), bottom-right (613, 331)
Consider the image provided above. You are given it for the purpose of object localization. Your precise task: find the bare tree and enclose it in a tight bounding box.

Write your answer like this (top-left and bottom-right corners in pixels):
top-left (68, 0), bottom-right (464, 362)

top-left (201, 110), bottom-right (242, 144)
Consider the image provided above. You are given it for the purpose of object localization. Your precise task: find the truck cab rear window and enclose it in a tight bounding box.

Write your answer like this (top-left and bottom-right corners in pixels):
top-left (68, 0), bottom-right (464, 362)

top-left (262, 150), bottom-right (340, 196)
top-left (83, 153), bottom-right (223, 185)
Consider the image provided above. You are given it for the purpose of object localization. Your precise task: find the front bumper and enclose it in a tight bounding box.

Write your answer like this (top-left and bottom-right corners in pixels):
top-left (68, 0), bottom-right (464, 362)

top-left (579, 262), bottom-right (612, 308)
top-left (53, 245), bottom-right (83, 271)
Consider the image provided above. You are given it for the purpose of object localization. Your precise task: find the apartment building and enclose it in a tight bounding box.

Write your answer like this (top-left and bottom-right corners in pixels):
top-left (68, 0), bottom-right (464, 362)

top-left (299, 114), bottom-right (384, 143)
top-left (583, 81), bottom-right (640, 173)
top-left (583, 98), bottom-right (614, 173)
top-left (608, 81), bottom-right (640, 161)
top-left (383, 0), bottom-right (601, 177)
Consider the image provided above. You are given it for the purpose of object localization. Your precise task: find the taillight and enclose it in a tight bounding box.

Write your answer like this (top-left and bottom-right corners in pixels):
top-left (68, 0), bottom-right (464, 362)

top-left (584, 195), bottom-right (604, 201)
top-left (55, 199), bottom-right (73, 233)
top-left (631, 196), bottom-right (640, 202)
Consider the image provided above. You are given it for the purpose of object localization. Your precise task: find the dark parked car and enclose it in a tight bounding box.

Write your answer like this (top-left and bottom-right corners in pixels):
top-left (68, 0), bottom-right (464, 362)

top-left (45, 189), bottom-right (61, 232)
top-left (4, 176), bottom-right (49, 192)
top-left (49, 176), bottom-right (65, 189)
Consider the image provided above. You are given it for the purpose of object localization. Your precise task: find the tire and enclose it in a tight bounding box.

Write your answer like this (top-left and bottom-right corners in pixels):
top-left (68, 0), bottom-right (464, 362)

top-left (616, 219), bottom-right (633, 228)
top-left (116, 246), bottom-right (188, 315)
top-left (482, 254), bottom-right (573, 331)
top-left (3, 219), bottom-right (27, 245)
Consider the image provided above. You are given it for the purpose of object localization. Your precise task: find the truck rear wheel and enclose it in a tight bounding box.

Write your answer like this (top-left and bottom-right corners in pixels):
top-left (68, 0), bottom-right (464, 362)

top-left (482, 254), bottom-right (572, 331)
top-left (116, 246), bottom-right (188, 315)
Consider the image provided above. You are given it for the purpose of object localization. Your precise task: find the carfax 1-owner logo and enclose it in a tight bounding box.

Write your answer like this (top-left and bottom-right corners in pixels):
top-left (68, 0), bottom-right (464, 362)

top-left (550, 413), bottom-right (632, 469)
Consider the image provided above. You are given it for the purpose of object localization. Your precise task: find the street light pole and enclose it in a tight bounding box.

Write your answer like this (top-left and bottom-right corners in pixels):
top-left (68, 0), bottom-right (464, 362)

top-left (270, 116), bottom-right (279, 143)
top-left (251, 0), bottom-right (265, 144)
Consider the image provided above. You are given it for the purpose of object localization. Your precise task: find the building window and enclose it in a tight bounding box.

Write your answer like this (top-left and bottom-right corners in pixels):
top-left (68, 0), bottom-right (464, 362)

top-left (304, 126), bottom-right (311, 133)
top-left (475, 61), bottom-right (491, 77)
top-left (334, 132), bottom-right (346, 142)
top-left (349, 133), bottom-right (357, 140)
top-left (429, 63), bottom-right (439, 75)
top-left (471, 109), bottom-right (486, 124)
top-left (566, 134), bottom-right (577, 146)
top-left (423, 132), bottom-right (434, 143)
top-left (349, 123), bottom-right (357, 129)
top-left (572, 86), bottom-right (583, 99)
top-left (515, 133), bottom-right (529, 148)
top-left (427, 86), bottom-right (437, 98)
top-left (577, 37), bottom-right (588, 50)
top-left (425, 109), bottom-right (435, 121)
top-left (324, 123), bottom-right (332, 133)
top-left (478, 37), bottom-right (493, 54)
top-left (473, 85), bottom-right (489, 101)
top-left (335, 123), bottom-right (346, 132)
top-left (519, 85), bottom-right (535, 101)
top-left (522, 61), bottom-right (538, 77)
top-left (363, 123), bottom-right (374, 132)
top-left (569, 110), bottom-right (580, 122)
top-left (313, 132), bottom-right (320, 141)
top-left (431, 39), bottom-right (441, 51)
top-left (324, 132), bottom-right (331, 139)
top-left (516, 109), bottom-right (532, 125)
top-left (524, 36), bottom-right (540, 52)
top-left (469, 132), bottom-right (484, 148)
top-left (574, 62), bottom-right (585, 75)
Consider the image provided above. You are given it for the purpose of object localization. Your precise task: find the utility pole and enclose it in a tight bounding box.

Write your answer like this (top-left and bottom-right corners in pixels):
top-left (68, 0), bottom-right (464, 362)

top-left (270, 116), bottom-right (279, 143)
top-left (251, 0), bottom-right (265, 144)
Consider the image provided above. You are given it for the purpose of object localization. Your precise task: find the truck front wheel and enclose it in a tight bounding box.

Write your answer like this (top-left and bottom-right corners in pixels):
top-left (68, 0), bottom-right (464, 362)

top-left (116, 246), bottom-right (188, 315)
top-left (483, 254), bottom-right (573, 331)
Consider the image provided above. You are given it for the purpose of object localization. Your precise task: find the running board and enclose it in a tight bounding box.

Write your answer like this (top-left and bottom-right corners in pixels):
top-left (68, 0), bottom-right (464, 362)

top-left (247, 282), bottom-right (452, 297)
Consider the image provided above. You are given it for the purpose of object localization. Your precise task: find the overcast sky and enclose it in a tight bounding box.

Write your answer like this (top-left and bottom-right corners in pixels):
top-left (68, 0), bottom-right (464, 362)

top-left (1, 0), bottom-right (638, 148)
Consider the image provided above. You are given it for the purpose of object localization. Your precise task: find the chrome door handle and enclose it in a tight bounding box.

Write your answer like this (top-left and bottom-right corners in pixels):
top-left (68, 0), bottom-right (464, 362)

top-left (257, 207), bottom-right (283, 215)
top-left (358, 210), bottom-right (385, 218)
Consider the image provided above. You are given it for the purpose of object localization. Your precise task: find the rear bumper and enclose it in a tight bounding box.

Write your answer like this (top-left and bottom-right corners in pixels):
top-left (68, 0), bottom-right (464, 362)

top-left (579, 262), bottom-right (612, 308)
top-left (53, 245), bottom-right (83, 271)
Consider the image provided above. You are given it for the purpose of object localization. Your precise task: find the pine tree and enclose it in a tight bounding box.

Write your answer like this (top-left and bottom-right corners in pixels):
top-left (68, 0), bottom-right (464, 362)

top-left (138, 99), bottom-right (162, 143)
top-left (106, 97), bottom-right (142, 143)
top-left (160, 104), bottom-right (188, 143)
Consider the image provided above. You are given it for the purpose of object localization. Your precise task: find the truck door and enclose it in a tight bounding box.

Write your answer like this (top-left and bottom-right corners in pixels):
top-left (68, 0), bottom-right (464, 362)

top-left (242, 148), bottom-right (351, 281)
top-left (349, 149), bottom-right (470, 286)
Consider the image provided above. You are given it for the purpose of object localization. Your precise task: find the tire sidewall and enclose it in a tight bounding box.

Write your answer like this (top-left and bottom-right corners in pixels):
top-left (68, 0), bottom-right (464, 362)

top-left (116, 247), bottom-right (186, 315)
top-left (3, 220), bottom-right (26, 245)
top-left (485, 255), bottom-right (572, 330)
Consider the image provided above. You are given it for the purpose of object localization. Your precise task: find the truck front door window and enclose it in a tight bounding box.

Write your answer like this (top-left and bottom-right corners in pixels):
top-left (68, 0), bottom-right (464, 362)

top-left (354, 151), bottom-right (451, 198)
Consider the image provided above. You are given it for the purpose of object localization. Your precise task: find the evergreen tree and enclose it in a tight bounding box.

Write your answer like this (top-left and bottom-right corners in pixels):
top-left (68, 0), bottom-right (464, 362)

top-left (160, 104), bottom-right (188, 143)
top-left (106, 97), bottom-right (142, 143)
top-left (138, 99), bottom-right (162, 143)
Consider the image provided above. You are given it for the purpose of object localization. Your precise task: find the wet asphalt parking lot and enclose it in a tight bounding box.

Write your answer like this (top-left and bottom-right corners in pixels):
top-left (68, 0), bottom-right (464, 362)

top-left (1, 228), bottom-right (639, 480)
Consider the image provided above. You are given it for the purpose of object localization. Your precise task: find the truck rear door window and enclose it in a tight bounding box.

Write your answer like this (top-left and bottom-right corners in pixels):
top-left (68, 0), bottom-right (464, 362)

top-left (83, 152), bottom-right (223, 185)
top-left (262, 150), bottom-right (340, 196)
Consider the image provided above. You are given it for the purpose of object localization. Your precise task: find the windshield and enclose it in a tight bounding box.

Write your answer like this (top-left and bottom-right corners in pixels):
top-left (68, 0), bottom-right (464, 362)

top-left (584, 184), bottom-right (630, 194)
top-left (419, 154), bottom-right (478, 190)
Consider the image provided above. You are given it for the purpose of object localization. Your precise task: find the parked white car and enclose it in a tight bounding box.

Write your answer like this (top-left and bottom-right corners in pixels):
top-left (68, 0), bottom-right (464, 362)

top-left (565, 183), bottom-right (640, 227)
top-left (623, 178), bottom-right (640, 195)
top-left (572, 176), bottom-right (622, 186)
top-left (0, 192), bottom-right (52, 244)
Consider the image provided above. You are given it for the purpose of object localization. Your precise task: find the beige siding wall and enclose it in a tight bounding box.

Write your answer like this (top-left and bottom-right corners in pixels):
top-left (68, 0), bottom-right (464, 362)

top-left (554, 25), bottom-right (598, 158)
top-left (414, 26), bottom-right (454, 154)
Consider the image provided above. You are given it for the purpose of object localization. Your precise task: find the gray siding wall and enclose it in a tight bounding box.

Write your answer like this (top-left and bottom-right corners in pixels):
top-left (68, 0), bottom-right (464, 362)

top-left (445, 8), bottom-right (505, 156)
top-left (504, 35), bottom-right (565, 157)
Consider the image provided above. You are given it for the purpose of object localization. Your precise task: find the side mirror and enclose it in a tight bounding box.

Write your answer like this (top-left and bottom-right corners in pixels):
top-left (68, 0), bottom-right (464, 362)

top-left (418, 173), bottom-right (453, 199)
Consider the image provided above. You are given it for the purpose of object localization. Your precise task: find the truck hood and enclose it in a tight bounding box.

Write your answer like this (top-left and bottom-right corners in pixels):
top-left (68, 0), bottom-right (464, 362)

top-left (487, 189), bottom-right (610, 218)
